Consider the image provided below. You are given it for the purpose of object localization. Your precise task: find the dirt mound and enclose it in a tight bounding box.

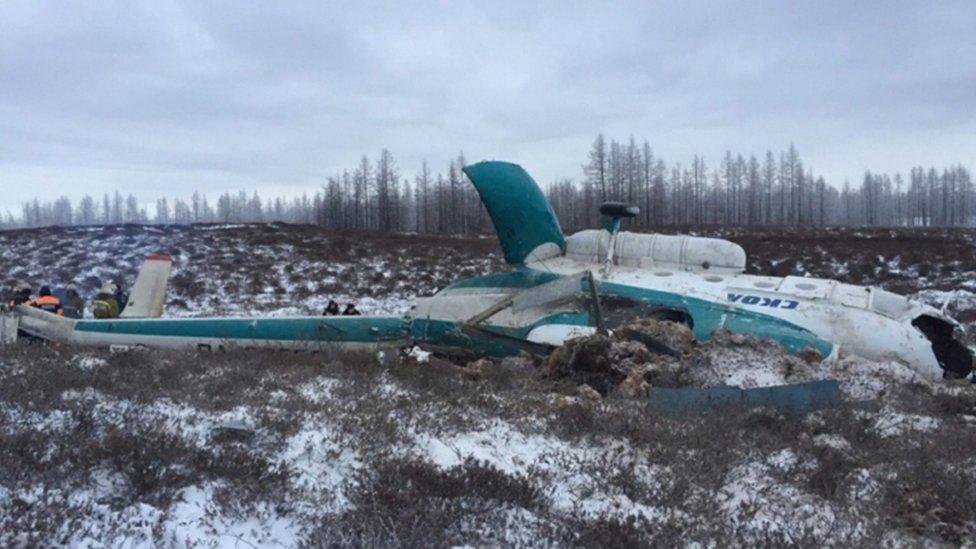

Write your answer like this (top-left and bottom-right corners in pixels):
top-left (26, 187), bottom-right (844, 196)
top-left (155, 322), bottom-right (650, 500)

top-left (689, 330), bottom-right (828, 388)
top-left (617, 317), bottom-right (696, 356)
top-left (545, 334), bottom-right (619, 394)
top-left (546, 318), bottom-right (834, 396)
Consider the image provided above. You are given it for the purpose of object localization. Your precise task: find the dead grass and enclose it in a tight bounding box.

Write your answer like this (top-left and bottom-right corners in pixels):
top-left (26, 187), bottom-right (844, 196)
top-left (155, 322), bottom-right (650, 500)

top-left (0, 224), bottom-right (505, 316)
top-left (2, 361), bottom-right (975, 542)
top-left (2, 343), bottom-right (976, 545)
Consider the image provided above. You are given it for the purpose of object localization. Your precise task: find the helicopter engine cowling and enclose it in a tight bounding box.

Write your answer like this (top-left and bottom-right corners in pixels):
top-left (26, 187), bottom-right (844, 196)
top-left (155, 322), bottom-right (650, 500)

top-left (564, 230), bottom-right (746, 273)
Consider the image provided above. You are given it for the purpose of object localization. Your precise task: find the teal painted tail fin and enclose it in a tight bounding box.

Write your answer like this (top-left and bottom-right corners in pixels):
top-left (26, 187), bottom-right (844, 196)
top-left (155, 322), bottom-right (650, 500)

top-left (463, 161), bottom-right (565, 265)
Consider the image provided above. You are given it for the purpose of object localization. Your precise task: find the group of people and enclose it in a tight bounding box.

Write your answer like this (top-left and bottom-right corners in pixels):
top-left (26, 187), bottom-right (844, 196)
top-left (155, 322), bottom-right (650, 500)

top-left (323, 300), bottom-right (360, 316)
top-left (5, 281), bottom-right (128, 319)
top-left (9, 281), bottom-right (361, 319)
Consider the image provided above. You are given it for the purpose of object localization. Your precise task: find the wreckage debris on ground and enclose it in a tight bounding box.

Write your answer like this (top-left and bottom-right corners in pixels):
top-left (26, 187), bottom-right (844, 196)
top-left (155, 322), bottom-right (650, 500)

top-left (543, 318), bottom-right (837, 403)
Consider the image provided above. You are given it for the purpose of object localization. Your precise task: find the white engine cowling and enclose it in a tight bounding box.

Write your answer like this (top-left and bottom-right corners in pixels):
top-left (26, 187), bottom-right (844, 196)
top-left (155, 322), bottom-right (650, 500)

top-left (565, 230), bottom-right (746, 273)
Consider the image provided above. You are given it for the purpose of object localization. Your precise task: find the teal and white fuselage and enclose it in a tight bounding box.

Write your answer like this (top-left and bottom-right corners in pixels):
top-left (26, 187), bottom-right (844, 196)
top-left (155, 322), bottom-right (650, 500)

top-left (11, 160), bottom-right (972, 380)
top-left (414, 161), bottom-right (971, 379)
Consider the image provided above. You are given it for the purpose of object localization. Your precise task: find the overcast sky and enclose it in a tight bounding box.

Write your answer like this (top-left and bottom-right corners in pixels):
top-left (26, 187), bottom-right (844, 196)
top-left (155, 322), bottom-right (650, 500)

top-left (2, 1), bottom-right (974, 214)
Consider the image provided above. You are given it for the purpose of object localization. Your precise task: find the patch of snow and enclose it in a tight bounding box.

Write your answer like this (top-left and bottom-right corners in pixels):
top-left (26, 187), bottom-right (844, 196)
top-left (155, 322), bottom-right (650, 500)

top-left (415, 419), bottom-right (570, 474)
top-left (718, 450), bottom-right (843, 542)
top-left (872, 408), bottom-right (940, 437)
top-left (828, 356), bottom-right (927, 400)
top-left (276, 418), bottom-right (358, 513)
top-left (0, 404), bottom-right (74, 435)
top-left (298, 377), bottom-right (339, 405)
top-left (913, 289), bottom-right (976, 316)
top-left (160, 484), bottom-right (298, 548)
top-left (73, 354), bottom-right (108, 371)
top-left (812, 434), bottom-right (852, 452)
top-left (694, 335), bottom-right (827, 388)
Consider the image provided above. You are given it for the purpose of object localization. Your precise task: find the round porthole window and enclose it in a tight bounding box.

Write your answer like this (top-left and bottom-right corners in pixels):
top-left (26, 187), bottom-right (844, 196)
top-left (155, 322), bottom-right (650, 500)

top-left (704, 275), bottom-right (723, 283)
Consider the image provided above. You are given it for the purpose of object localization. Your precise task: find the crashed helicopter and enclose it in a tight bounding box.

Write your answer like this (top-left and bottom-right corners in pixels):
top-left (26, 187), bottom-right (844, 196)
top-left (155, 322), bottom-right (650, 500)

top-left (5, 161), bottom-right (973, 380)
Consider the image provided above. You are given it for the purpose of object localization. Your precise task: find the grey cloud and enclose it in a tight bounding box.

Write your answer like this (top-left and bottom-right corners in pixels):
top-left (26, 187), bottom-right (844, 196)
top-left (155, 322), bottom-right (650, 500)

top-left (0, 0), bottom-right (974, 213)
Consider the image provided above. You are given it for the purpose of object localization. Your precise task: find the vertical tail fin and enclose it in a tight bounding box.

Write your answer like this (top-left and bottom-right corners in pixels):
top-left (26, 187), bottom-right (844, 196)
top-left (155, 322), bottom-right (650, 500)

top-left (463, 161), bottom-right (565, 265)
top-left (120, 254), bottom-right (172, 318)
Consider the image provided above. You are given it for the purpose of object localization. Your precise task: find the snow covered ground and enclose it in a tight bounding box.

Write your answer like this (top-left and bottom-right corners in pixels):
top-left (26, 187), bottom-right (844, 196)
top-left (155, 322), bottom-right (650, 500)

top-left (2, 224), bottom-right (976, 546)
top-left (2, 343), bottom-right (974, 546)
top-left (0, 224), bottom-right (502, 318)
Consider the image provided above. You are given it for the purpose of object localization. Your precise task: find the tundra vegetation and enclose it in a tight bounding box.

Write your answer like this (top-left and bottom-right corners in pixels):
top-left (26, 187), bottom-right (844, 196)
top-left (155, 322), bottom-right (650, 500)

top-left (2, 225), bottom-right (976, 546)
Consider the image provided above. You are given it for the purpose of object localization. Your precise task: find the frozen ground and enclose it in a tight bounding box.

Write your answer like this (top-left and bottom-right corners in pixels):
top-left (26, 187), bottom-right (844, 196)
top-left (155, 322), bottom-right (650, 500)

top-left (0, 224), bottom-right (502, 318)
top-left (2, 344), bottom-right (975, 547)
top-left (2, 223), bottom-right (974, 324)
top-left (2, 224), bottom-right (976, 546)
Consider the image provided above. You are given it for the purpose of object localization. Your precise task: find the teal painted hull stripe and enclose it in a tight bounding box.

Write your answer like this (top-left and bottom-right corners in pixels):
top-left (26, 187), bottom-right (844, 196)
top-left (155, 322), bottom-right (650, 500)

top-left (595, 280), bottom-right (834, 357)
top-left (74, 316), bottom-right (409, 343)
top-left (435, 268), bottom-right (834, 358)
top-left (72, 270), bottom-right (832, 358)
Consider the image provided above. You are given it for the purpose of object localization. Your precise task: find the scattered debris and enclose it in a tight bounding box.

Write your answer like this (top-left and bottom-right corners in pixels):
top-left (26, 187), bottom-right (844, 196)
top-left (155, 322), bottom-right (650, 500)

top-left (648, 380), bottom-right (840, 416)
top-left (210, 419), bottom-right (256, 442)
top-left (4, 225), bottom-right (976, 546)
top-left (406, 345), bottom-right (431, 364)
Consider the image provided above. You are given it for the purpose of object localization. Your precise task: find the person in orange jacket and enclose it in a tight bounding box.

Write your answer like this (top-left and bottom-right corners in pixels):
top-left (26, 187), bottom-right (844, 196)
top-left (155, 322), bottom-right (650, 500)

top-left (32, 286), bottom-right (64, 316)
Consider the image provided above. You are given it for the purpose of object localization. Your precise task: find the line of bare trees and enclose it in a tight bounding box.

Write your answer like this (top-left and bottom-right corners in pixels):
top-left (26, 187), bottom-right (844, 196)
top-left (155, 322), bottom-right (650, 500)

top-left (551, 135), bottom-right (974, 230)
top-left (3, 137), bottom-right (972, 232)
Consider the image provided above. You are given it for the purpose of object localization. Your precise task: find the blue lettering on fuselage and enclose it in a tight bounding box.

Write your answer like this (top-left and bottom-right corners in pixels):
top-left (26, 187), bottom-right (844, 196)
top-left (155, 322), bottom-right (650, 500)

top-left (728, 293), bottom-right (799, 310)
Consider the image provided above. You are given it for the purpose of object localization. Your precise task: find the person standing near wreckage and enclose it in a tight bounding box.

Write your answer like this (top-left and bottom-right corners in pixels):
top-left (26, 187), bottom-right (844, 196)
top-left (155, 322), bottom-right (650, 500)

top-left (7, 281), bottom-right (33, 308)
top-left (323, 299), bottom-right (341, 316)
top-left (62, 284), bottom-right (85, 319)
top-left (33, 286), bottom-right (64, 316)
top-left (92, 282), bottom-right (121, 319)
top-left (114, 281), bottom-right (129, 315)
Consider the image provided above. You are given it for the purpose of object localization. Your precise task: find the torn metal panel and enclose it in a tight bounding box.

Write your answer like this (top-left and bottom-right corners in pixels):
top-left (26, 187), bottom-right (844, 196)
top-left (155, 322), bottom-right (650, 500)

top-left (511, 272), bottom-right (585, 313)
top-left (648, 380), bottom-right (840, 416)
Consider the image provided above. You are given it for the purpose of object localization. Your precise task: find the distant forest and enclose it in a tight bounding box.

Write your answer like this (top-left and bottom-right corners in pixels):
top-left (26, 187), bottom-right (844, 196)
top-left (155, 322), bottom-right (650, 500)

top-left (3, 135), bottom-right (973, 232)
